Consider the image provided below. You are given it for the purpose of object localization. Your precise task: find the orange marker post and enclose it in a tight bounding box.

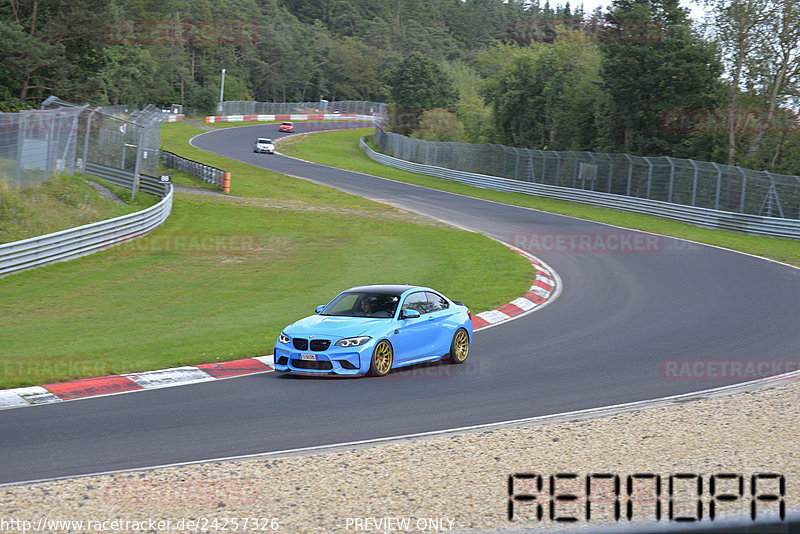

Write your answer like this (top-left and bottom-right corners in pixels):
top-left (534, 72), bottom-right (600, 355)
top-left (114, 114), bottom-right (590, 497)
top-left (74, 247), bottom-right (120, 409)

top-left (222, 172), bottom-right (231, 194)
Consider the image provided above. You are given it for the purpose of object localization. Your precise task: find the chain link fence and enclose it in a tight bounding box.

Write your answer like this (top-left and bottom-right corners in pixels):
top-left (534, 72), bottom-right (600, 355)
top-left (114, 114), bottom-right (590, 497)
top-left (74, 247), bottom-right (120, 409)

top-left (0, 106), bottom-right (86, 189)
top-left (220, 100), bottom-right (387, 117)
top-left (374, 125), bottom-right (800, 220)
top-left (0, 97), bottom-right (165, 198)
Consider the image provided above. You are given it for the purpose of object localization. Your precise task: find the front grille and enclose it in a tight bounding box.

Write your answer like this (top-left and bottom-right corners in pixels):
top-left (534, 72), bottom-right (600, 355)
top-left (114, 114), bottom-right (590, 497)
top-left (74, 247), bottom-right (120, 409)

top-left (292, 338), bottom-right (308, 350)
top-left (291, 359), bottom-right (333, 371)
top-left (310, 339), bottom-right (330, 351)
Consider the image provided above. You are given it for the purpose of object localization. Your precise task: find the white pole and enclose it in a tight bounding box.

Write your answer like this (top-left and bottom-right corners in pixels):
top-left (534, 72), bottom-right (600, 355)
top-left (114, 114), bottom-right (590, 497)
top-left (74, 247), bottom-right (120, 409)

top-left (218, 68), bottom-right (226, 112)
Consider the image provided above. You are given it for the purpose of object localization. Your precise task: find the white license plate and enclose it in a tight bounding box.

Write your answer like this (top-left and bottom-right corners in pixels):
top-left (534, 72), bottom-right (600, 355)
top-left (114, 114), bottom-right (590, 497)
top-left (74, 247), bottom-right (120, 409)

top-left (301, 353), bottom-right (316, 361)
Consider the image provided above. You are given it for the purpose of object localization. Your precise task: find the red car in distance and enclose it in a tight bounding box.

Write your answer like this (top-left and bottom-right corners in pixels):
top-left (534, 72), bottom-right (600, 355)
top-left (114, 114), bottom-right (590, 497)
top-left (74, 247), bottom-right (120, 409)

top-left (278, 121), bottom-right (294, 133)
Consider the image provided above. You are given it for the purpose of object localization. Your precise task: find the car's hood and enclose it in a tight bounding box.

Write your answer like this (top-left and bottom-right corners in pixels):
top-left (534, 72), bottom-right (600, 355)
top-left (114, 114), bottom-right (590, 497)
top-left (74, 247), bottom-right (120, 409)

top-left (284, 314), bottom-right (390, 338)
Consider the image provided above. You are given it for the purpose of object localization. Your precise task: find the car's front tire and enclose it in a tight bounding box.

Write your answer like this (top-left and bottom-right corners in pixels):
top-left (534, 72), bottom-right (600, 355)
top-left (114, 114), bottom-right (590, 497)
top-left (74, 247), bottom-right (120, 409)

top-left (448, 328), bottom-right (469, 364)
top-left (368, 340), bottom-right (394, 377)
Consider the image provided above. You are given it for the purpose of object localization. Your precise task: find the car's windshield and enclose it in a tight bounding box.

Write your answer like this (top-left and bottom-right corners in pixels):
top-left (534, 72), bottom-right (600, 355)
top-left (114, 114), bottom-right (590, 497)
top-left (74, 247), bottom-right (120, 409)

top-left (320, 291), bottom-right (400, 318)
top-left (257, 138), bottom-right (272, 144)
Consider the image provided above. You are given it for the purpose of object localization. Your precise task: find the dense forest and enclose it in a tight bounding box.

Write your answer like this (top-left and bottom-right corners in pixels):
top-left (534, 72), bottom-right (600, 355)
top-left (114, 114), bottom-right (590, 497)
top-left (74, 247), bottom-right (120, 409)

top-left (1, 0), bottom-right (798, 174)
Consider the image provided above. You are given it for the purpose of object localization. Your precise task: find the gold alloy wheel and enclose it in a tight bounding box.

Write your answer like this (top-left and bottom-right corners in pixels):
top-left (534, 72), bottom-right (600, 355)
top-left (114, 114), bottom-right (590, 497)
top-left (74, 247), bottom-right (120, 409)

top-left (452, 329), bottom-right (469, 363)
top-left (371, 340), bottom-right (393, 376)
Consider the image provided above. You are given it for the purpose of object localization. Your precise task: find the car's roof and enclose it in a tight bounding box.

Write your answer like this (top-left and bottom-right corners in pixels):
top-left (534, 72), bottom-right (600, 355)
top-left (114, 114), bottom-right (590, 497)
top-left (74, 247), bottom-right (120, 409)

top-left (343, 284), bottom-right (436, 296)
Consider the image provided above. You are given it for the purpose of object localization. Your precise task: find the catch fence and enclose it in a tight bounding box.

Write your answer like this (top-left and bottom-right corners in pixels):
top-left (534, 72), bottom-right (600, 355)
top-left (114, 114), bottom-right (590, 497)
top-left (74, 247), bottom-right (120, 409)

top-left (0, 96), bottom-right (167, 200)
top-left (0, 106), bottom-right (86, 189)
top-left (374, 126), bottom-right (800, 220)
top-left (220, 100), bottom-right (387, 118)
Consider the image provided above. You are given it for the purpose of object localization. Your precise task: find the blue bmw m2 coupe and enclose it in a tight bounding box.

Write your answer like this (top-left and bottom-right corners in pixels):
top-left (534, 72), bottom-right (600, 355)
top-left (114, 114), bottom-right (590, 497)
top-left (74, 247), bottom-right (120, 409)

top-left (273, 285), bottom-right (472, 376)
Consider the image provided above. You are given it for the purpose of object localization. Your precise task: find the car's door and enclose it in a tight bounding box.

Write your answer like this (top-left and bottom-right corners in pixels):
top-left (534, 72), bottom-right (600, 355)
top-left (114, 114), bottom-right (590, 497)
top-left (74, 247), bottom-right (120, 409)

top-left (425, 291), bottom-right (455, 355)
top-left (391, 291), bottom-right (432, 363)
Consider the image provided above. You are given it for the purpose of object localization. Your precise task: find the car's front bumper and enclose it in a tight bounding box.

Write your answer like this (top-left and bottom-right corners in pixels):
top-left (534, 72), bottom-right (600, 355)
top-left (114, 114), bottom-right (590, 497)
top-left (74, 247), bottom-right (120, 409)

top-left (272, 345), bottom-right (367, 375)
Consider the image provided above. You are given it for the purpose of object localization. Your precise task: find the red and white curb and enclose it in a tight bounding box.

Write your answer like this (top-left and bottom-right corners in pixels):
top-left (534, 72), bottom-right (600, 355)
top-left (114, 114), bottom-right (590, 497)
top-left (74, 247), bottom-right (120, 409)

top-left (0, 357), bottom-right (274, 409)
top-left (0, 252), bottom-right (557, 410)
top-left (472, 247), bottom-right (559, 330)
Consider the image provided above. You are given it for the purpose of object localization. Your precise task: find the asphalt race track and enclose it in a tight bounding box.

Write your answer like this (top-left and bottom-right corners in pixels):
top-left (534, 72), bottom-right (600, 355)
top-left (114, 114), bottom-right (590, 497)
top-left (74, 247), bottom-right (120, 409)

top-left (2, 122), bottom-right (799, 485)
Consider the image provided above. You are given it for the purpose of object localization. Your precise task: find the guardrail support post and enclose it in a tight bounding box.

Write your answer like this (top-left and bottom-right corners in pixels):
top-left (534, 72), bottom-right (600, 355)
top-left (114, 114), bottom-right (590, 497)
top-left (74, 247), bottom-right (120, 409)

top-left (667, 157), bottom-right (675, 203)
top-left (131, 128), bottom-right (145, 201)
top-left (571, 152), bottom-right (579, 188)
top-left (539, 151), bottom-right (546, 183)
top-left (81, 109), bottom-right (96, 172)
top-left (554, 152), bottom-right (561, 185)
top-left (624, 154), bottom-right (633, 196)
top-left (14, 113), bottom-right (24, 188)
top-left (739, 167), bottom-right (747, 214)
top-left (47, 111), bottom-right (57, 178)
top-left (712, 162), bottom-right (722, 210)
top-left (689, 159), bottom-right (698, 206)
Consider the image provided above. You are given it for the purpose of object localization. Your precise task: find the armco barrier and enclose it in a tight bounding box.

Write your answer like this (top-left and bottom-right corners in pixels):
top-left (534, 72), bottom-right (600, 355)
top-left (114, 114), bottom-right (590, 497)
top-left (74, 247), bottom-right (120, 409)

top-left (360, 138), bottom-right (800, 239)
top-left (85, 161), bottom-right (168, 197)
top-left (161, 150), bottom-right (227, 190)
top-left (0, 170), bottom-right (173, 278)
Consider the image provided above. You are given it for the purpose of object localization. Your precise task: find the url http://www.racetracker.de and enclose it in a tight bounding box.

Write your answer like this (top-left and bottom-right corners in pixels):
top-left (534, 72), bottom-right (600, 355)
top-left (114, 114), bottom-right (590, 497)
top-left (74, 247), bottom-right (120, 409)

top-left (0, 516), bottom-right (281, 533)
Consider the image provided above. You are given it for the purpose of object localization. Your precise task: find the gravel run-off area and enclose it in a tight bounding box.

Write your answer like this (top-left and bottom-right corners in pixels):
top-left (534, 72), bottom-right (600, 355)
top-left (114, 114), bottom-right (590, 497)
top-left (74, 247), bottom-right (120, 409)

top-left (1, 374), bottom-right (797, 533)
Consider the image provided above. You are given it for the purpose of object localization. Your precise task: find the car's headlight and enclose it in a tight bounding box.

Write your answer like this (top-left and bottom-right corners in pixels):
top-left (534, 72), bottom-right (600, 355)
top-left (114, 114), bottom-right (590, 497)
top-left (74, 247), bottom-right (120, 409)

top-left (278, 332), bottom-right (290, 344)
top-left (335, 336), bottom-right (371, 347)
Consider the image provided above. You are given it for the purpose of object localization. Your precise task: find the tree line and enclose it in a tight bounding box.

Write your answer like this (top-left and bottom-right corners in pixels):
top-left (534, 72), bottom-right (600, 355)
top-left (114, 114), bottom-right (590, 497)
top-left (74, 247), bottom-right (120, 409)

top-left (1, 0), bottom-right (797, 175)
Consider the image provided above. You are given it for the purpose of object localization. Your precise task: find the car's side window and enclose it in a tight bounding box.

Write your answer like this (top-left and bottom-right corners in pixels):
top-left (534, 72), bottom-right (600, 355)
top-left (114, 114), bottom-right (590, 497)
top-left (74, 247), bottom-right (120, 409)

top-left (426, 292), bottom-right (449, 312)
top-left (402, 292), bottom-right (433, 315)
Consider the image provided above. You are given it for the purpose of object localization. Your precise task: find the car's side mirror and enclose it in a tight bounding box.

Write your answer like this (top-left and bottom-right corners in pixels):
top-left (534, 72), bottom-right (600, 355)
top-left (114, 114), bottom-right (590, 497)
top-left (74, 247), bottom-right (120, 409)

top-left (315, 305), bottom-right (326, 314)
top-left (401, 308), bottom-right (420, 319)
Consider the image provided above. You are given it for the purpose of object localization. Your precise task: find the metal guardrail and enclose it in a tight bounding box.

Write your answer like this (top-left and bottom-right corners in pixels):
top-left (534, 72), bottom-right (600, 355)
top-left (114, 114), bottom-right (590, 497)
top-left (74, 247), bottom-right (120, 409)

top-left (0, 166), bottom-right (173, 278)
top-left (161, 150), bottom-right (225, 189)
top-left (360, 138), bottom-right (800, 239)
top-left (85, 161), bottom-right (167, 197)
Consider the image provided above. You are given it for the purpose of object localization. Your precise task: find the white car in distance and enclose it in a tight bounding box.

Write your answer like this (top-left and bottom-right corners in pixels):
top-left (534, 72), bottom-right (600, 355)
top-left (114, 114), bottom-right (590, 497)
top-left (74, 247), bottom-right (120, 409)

top-left (254, 138), bottom-right (275, 154)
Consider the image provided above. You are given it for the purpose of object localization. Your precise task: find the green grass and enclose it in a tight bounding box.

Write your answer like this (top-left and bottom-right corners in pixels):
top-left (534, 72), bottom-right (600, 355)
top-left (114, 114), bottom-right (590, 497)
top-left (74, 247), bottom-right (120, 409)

top-left (0, 125), bottom-right (535, 389)
top-left (162, 122), bottom-right (381, 201)
top-left (278, 128), bottom-right (800, 267)
top-left (158, 163), bottom-right (220, 190)
top-left (0, 173), bottom-right (158, 244)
